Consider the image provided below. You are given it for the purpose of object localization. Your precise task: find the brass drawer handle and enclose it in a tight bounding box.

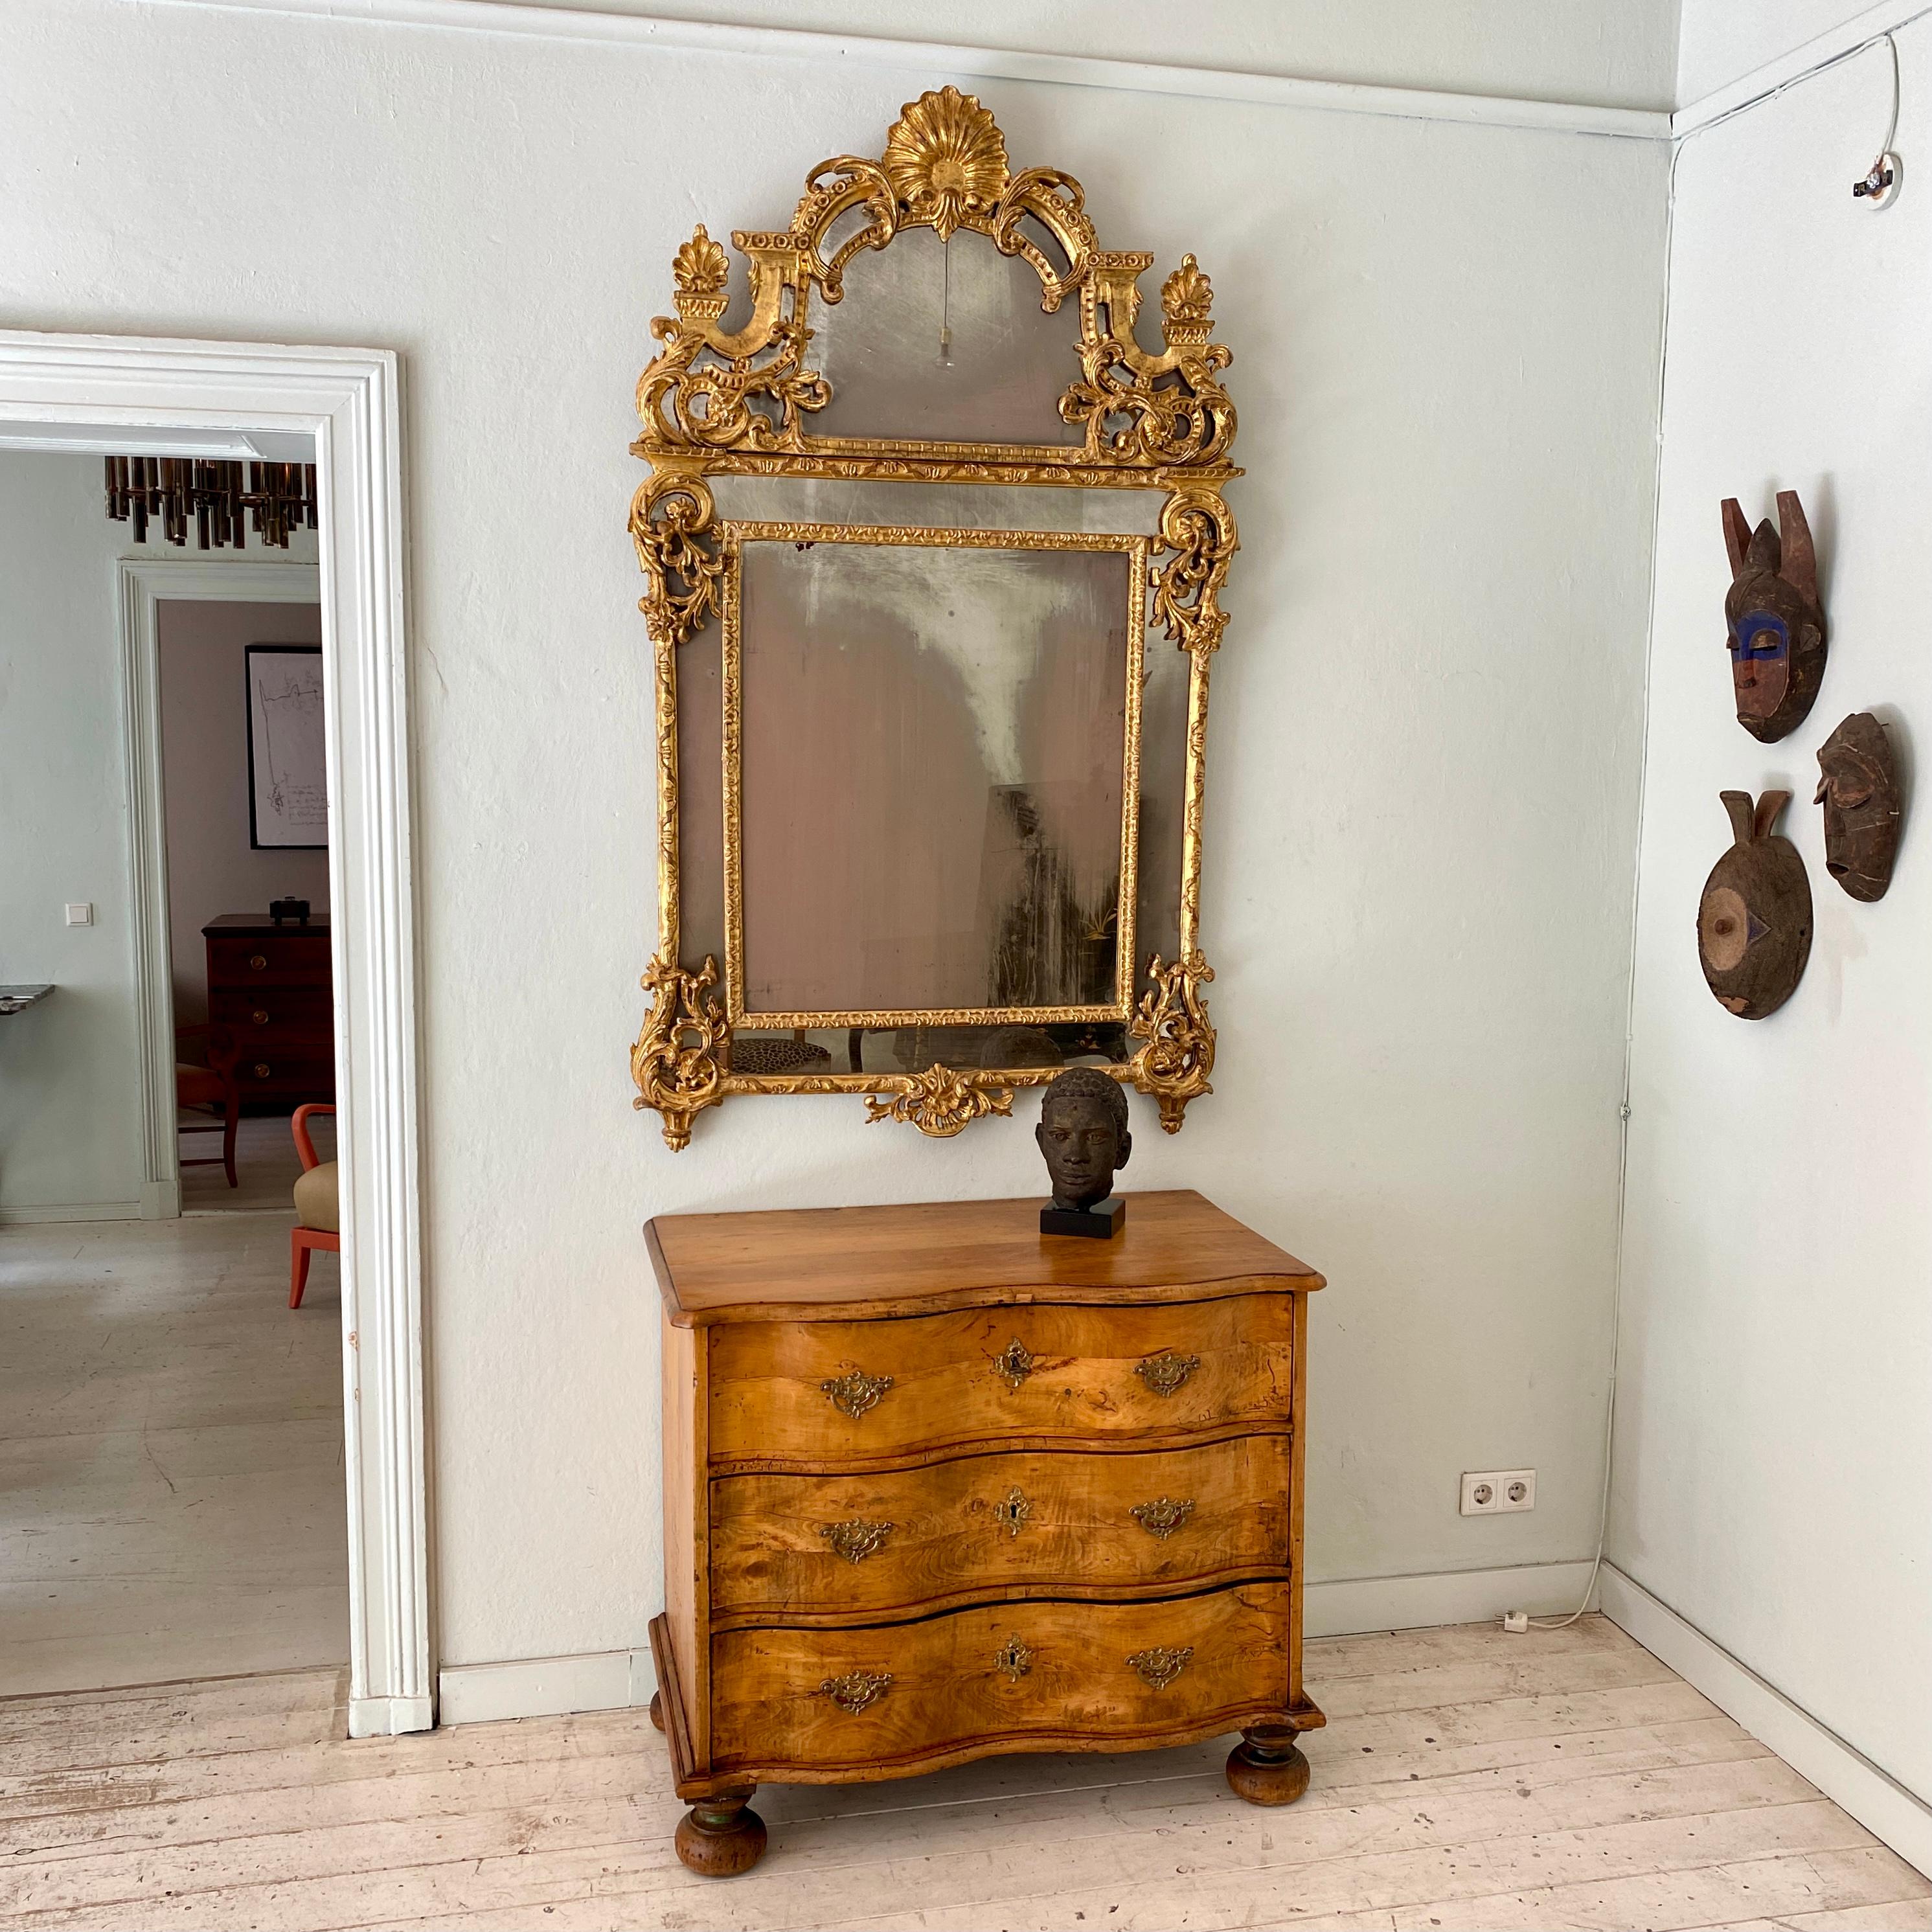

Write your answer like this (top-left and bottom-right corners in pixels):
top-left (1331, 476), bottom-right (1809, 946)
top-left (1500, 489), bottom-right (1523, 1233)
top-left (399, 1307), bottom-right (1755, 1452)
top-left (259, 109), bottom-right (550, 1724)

top-left (821, 1370), bottom-right (894, 1419)
top-left (994, 1635), bottom-right (1032, 1681)
top-left (1135, 1352), bottom-right (1200, 1398)
top-left (1126, 1645), bottom-right (1194, 1690)
top-left (819, 1517), bottom-right (893, 1565)
top-left (253, 1063), bottom-right (272, 1079)
top-left (1130, 1497), bottom-right (1196, 1540)
top-left (249, 954), bottom-right (268, 970)
top-left (818, 1670), bottom-right (891, 1714)
top-left (990, 1486), bottom-right (1032, 1538)
top-left (251, 1009), bottom-right (270, 1025)
top-left (992, 1338), bottom-right (1036, 1389)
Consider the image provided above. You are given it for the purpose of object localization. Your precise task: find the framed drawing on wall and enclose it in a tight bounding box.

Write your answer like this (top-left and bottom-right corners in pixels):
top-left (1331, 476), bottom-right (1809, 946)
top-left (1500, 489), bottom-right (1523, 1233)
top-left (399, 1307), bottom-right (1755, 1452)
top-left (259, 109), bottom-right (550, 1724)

top-left (245, 643), bottom-right (328, 849)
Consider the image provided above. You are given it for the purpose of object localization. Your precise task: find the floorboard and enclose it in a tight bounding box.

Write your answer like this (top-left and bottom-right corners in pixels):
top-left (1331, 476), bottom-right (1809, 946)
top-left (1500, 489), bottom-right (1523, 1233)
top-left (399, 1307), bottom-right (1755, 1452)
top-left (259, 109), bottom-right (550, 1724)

top-left (0, 1619), bottom-right (1922, 1931)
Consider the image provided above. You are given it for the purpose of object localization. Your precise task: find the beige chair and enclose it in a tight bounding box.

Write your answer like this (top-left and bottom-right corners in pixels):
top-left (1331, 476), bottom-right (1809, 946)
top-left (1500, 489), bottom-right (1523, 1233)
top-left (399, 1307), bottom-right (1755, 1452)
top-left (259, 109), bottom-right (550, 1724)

top-left (289, 1103), bottom-right (338, 1308)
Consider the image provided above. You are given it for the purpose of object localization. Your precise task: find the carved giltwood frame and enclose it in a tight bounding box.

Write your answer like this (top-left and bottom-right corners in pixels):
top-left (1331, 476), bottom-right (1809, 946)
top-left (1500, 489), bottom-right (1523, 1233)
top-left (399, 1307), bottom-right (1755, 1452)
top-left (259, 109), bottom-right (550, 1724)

top-left (630, 87), bottom-right (1235, 1148)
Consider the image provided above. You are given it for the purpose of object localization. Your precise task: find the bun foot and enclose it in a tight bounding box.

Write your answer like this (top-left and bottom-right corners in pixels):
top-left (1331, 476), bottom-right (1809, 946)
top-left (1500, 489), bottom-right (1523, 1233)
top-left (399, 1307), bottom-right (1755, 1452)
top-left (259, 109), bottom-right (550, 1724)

top-left (648, 1690), bottom-right (665, 1733)
top-left (1225, 1730), bottom-right (1311, 1806)
top-left (674, 1791), bottom-right (766, 1877)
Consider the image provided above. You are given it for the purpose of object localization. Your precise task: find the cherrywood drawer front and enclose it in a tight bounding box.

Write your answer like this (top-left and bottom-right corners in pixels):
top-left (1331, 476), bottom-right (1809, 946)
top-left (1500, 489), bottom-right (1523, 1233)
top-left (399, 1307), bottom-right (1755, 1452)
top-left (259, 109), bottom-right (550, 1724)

top-left (207, 935), bottom-right (332, 988)
top-left (209, 986), bottom-right (333, 1038)
top-left (236, 1056), bottom-right (335, 1101)
top-left (710, 1584), bottom-right (1290, 1774)
top-left (707, 1296), bottom-right (1292, 1467)
top-left (710, 1435), bottom-right (1290, 1622)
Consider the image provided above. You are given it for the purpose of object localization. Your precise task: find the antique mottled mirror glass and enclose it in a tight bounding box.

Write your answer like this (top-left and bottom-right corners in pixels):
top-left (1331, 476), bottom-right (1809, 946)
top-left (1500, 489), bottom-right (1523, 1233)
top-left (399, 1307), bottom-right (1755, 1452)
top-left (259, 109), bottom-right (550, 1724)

top-left (628, 89), bottom-right (1238, 1147)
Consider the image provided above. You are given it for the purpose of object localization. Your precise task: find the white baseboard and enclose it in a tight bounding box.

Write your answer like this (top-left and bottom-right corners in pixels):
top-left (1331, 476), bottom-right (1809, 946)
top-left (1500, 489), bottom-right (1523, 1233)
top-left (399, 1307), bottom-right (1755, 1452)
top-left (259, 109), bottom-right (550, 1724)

top-left (438, 1648), bottom-right (656, 1727)
top-left (435, 1564), bottom-right (1597, 1729)
top-left (1600, 1563), bottom-right (1932, 1879)
top-left (140, 1178), bottom-right (179, 1218)
top-left (0, 1200), bottom-right (144, 1223)
top-left (348, 1692), bottom-right (435, 1738)
top-left (1304, 1558), bottom-right (1598, 1638)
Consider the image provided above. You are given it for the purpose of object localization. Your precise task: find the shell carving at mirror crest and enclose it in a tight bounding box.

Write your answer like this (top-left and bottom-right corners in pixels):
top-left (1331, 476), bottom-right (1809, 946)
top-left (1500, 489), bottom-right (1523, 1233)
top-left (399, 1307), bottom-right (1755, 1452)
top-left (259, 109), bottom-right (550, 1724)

top-left (630, 89), bottom-right (1239, 1148)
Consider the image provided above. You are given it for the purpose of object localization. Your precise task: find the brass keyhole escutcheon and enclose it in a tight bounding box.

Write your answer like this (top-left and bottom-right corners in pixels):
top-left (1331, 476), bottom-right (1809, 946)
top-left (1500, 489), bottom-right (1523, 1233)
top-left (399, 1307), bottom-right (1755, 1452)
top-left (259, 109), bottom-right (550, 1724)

top-left (990, 1486), bottom-right (1031, 1538)
top-left (992, 1338), bottom-right (1036, 1389)
top-left (994, 1635), bottom-right (1032, 1682)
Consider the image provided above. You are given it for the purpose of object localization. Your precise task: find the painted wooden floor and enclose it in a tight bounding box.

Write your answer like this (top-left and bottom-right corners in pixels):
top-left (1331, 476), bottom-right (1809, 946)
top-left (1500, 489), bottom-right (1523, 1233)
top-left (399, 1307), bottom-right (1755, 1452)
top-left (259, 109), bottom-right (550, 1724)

top-left (0, 1209), bottom-right (347, 1697)
top-left (2, 1618), bottom-right (1925, 1931)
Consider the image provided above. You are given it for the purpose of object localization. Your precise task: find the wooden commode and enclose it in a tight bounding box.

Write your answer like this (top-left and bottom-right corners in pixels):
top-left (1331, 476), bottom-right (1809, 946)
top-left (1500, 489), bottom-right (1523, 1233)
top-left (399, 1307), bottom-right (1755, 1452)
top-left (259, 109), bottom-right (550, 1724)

top-left (201, 913), bottom-right (334, 1106)
top-left (648, 1188), bottom-right (1325, 1876)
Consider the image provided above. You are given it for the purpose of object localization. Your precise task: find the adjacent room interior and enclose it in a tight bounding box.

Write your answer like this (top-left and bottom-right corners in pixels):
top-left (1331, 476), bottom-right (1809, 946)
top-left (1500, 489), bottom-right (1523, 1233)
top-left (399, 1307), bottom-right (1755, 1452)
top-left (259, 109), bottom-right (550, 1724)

top-left (2, 3), bottom-right (1930, 1928)
top-left (0, 446), bottom-right (349, 1698)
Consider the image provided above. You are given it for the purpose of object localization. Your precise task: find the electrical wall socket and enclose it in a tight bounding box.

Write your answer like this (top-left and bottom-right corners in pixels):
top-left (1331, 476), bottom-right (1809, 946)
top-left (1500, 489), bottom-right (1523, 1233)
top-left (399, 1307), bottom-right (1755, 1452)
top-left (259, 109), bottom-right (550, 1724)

top-left (1460, 1468), bottom-right (1536, 1516)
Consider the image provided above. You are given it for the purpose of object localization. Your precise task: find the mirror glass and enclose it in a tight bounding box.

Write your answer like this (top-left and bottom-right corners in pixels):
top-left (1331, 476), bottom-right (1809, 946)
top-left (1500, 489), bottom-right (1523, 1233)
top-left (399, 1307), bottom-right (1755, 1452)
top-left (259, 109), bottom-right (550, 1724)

top-left (810, 229), bottom-right (1085, 446)
top-left (731, 532), bottom-right (1139, 1022)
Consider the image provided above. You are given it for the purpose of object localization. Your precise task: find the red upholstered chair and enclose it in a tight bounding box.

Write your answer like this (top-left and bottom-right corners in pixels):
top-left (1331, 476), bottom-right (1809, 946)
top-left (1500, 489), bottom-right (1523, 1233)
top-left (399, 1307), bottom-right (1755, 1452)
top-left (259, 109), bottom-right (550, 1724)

top-left (176, 1025), bottom-right (240, 1188)
top-left (289, 1103), bottom-right (339, 1309)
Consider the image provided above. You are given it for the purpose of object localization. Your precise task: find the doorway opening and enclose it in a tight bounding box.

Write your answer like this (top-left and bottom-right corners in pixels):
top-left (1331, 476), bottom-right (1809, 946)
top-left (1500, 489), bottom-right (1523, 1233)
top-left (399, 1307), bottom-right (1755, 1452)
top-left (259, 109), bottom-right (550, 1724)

top-left (0, 335), bottom-right (429, 1734)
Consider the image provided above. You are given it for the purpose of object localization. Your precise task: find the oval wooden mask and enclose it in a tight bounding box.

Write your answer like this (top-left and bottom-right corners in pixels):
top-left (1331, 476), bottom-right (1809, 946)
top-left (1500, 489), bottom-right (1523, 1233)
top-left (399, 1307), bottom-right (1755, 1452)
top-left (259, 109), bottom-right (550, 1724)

top-left (1698, 790), bottom-right (1812, 1019)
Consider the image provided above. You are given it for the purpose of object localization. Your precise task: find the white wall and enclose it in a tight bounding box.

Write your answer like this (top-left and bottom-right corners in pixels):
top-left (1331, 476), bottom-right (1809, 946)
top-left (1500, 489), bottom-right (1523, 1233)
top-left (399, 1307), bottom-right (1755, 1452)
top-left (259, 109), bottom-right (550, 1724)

top-left (0, 455), bottom-right (146, 1219)
top-left (3, 1), bottom-right (1668, 1674)
top-left (507, 0), bottom-right (1686, 108)
top-left (1675, 0), bottom-right (1885, 109)
top-left (1614, 28), bottom-right (1932, 1804)
top-left (159, 598), bottom-right (328, 1030)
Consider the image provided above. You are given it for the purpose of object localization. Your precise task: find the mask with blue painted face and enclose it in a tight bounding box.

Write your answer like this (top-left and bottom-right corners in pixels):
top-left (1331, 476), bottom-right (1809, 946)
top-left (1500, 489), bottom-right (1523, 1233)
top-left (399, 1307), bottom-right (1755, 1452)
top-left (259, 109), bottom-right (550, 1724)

top-left (1722, 490), bottom-right (1826, 744)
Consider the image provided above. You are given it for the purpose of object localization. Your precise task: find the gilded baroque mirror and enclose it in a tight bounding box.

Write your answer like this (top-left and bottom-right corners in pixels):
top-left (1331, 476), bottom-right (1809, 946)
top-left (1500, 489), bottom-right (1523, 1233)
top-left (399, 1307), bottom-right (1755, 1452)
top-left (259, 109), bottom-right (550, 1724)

top-left (628, 87), bottom-right (1237, 1148)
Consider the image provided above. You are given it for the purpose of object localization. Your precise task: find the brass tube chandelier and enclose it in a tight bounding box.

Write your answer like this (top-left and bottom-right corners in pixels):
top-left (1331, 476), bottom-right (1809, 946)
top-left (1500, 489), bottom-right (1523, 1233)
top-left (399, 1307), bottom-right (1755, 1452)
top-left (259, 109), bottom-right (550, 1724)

top-left (104, 456), bottom-right (317, 550)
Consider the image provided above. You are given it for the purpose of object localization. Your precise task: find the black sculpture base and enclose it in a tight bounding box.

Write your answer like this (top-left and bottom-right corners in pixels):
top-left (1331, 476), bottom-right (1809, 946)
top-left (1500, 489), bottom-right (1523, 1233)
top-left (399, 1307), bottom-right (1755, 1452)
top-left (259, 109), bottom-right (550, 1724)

top-left (1040, 1196), bottom-right (1126, 1239)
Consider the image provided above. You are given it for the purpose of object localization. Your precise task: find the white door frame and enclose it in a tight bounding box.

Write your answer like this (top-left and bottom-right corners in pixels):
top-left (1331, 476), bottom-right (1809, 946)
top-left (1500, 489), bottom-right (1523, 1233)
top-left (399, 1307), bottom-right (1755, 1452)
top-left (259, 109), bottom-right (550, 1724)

top-left (119, 557), bottom-right (324, 1220)
top-left (0, 330), bottom-right (433, 1736)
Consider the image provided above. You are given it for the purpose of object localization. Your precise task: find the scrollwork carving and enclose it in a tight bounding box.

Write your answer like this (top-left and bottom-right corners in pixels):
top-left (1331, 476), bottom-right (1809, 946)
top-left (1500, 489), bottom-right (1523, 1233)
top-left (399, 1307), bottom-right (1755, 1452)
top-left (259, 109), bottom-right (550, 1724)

top-left (1151, 488), bottom-right (1237, 657)
top-left (630, 953), bottom-right (729, 1152)
top-left (1129, 951), bottom-right (1216, 1133)
top-left (863, 1065), bottom-right (1015, 1139)
top-left (632, 89), bottom-right (1232, 477)
top-left (630, 475), bottom-right (725, 648)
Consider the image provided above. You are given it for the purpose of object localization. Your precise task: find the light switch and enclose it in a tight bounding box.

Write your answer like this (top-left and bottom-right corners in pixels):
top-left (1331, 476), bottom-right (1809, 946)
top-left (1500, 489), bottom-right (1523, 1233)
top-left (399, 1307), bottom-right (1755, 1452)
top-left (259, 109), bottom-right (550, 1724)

top-left (63, 903), bottom-right (93, 926)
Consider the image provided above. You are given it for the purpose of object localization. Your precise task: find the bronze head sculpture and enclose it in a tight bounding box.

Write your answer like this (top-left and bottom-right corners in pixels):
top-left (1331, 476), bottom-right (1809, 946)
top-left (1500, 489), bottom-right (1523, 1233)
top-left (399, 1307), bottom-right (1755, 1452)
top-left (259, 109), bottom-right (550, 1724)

top-left (1722, 491), bottom-right (1826, 744)
top-left (1814, 711), bottom-right (1901, 902)
top-left (1698, 790), bottom-right (1812, 1019)
top-left (1036, 1066), bottom-right (1130, 1236)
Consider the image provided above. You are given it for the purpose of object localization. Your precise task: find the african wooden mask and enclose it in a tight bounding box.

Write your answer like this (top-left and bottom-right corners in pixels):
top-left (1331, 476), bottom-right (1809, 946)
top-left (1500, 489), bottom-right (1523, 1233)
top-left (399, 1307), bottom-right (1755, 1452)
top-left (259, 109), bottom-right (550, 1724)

top-left (1698, 790), bottom-right (1812, 1019)
top-left (1722, 490), bottom-right (1826, 743)
top-left (1814, 711), bottom-right (1902, 902)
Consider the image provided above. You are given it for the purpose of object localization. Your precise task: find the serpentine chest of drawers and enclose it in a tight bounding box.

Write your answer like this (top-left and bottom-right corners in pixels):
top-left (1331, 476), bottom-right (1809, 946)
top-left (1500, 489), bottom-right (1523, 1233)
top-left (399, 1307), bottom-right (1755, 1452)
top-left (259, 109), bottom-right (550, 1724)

top-left (646, 1188), bottom-right (1325, 1876)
